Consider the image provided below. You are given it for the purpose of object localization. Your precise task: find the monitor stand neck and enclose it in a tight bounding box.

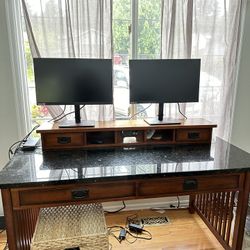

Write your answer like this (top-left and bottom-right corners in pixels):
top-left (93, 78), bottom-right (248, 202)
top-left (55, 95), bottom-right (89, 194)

top-left (158, 102), bottom-right (164, 121)
top-left (58, 105), bottom-right (95, 128)
top-left (144, 103), bottom-right (182, 125)
top-left (74, 105), bottom-right (81, 123)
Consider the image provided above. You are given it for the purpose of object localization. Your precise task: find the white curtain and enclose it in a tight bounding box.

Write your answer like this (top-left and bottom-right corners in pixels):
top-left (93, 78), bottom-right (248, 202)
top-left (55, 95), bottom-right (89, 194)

top-left (22, 0), bottom-right (246, 136)
top-left (161, 0), bottom-right (247, 140)
top-left (22, 0), bottom-right (114, 121)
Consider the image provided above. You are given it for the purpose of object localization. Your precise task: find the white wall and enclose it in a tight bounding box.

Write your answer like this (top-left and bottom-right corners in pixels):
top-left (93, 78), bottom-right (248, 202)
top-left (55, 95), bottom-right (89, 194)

top-left (231, 0), bottom-right (250, 153)
top-left (0, 0), bottom-right (20, 215)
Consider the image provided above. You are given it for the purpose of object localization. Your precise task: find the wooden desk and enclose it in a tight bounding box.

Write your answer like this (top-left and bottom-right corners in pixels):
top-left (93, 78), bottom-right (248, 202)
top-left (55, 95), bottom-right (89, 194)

top-left (0, 138), bottom-right (250, 250)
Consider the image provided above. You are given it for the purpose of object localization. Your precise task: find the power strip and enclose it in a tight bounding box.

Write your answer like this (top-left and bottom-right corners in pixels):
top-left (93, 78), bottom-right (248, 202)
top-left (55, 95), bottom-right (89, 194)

top-left (21, 137), bottom-right (40, 151)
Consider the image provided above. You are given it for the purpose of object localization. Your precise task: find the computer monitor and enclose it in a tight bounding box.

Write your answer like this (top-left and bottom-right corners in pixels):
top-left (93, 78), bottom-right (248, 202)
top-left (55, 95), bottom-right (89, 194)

top-left (33, 58), bottom-right (113, 127)
top-left (129, 59), bottom-right (201, 125)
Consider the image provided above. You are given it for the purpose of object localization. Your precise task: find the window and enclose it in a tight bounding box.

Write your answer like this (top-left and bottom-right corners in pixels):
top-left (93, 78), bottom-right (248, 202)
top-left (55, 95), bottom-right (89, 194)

top-left (113, 0), bottom-right (161, 119)
top-left (21, 0), bottom-right (237, 131)
top-left (23, 32), bottom-right (50, 125)
top-left (22, 0), bottom-right (162, 122)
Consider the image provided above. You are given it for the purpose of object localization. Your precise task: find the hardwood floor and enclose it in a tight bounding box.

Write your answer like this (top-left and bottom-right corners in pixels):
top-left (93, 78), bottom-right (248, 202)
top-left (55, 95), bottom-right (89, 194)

top-left (0, 230), bottom-right (7, 250)
top-left (1, 208), bottom-right (248, 250)
top-left (106, 209), bottom-right (223, 250)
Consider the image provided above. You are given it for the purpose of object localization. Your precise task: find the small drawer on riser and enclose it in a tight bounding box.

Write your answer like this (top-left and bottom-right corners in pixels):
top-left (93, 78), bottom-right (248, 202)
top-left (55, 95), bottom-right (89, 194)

top-left (42, 133), bottom-right (84, 148)
top-left (176, 128), bottom-right (211, 142)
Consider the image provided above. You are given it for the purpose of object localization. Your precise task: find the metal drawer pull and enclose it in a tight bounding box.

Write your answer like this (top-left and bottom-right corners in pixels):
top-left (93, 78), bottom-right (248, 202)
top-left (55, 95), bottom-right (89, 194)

top-left (57, 136), bottom-right (71, 144)
top-left (188, 132), bottom-right (200, 139)
top-left (183, 179), bottom-right (198, 190)
top-left (71, 189), bottom-right (89, 199)
top-left (64, 247), bottom-right (80, 250)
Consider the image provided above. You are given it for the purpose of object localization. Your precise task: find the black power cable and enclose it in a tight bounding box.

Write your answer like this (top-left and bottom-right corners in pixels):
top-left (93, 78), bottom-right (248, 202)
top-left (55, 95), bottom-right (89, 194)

top-left (104, 201), bottom-right (126, 214)
top-left (48, 105), bottom-right (67, 122)
top-left (130, 104), bottom-right (152, 120)
top-left (54, 105), bottom-right (85, 122)
top-left (177, 103), bottom-right (187, 119)
top-left (8, 124), bottom-right (40, 159)
top-left (108, 224), bottom-right (152, 244)
top-left (126, 228), bottom-right (152, 241)
top-left (8, 141), bottom-right (22, 160)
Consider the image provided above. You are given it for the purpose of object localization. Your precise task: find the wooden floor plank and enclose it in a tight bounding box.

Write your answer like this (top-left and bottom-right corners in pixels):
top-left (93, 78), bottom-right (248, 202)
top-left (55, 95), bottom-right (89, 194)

top-left (105, 209), bottom-right (223, 250)
top-left (0, 230), bottom-right (7, 250)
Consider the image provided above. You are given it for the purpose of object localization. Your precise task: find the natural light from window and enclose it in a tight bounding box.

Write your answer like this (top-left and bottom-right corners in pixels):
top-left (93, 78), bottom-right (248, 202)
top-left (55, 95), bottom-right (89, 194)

top-left (22, 0), bottom-right (225, 126)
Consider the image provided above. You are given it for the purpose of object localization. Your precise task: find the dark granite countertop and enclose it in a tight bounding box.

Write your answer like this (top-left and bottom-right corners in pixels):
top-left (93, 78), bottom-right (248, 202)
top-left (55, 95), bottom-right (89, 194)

top-left (0, 137), bottom-right (250, 188)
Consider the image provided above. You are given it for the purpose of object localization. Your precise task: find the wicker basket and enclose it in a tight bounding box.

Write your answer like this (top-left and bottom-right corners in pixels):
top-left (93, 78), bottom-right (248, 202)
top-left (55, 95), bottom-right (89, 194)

top-left (31, 203), bottom-right (109, 250)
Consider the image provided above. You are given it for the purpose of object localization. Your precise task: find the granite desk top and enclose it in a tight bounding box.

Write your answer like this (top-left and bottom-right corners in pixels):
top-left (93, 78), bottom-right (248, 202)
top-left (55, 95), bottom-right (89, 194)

top-left (0, 138), bottom-right (250, 188)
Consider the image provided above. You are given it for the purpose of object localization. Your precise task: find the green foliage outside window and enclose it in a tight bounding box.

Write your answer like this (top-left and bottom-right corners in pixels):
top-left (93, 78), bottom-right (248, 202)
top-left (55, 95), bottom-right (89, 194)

top-left (113, 0), bottom-right (161, 59)
top-left (24, 40), bottom-right (34, 84)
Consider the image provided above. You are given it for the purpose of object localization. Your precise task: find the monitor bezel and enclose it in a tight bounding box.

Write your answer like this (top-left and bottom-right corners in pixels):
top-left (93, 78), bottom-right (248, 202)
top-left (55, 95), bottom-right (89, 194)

top-left (33, 58), bottom-right (114, 106)
top-left (129, 58), bottom-right (201, 104)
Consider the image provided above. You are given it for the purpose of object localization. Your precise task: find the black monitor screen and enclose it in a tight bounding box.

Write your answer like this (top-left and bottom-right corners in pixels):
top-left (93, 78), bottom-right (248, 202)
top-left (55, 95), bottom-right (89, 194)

top-left (34, 58), bottom-right (113, 105)
top-left (129, 59), bottom-right (200, 103)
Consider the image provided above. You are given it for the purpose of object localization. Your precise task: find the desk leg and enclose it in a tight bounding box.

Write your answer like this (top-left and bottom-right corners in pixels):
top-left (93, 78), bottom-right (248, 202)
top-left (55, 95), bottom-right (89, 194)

top-left (1, 189), bottom-right (18, 250)
top-left (194, 191), bottom-right (237, 249)
top-left (232, 172), bottom-right (250, 250)
top-left (194, 173), bottom-right (249, 250)
top-left (14, 207), bottom-right (39, 250)
top-left (189, 194), bottom-right (196, 214)
top-left (1, 189), bottom-right (40, 250)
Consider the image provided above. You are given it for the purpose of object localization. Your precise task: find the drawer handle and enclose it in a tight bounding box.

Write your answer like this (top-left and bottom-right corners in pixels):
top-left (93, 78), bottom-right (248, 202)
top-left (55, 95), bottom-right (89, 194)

top-left (183, 179), bottom-right (198, 190)
top-left (188, 132), bottom-right (200, 140)
top-left (71, 189), bottom-right (89, 199)
top-left (64, 247), bottom-right (80, 250)
top-left (57, 136), bottom-right (71, 144)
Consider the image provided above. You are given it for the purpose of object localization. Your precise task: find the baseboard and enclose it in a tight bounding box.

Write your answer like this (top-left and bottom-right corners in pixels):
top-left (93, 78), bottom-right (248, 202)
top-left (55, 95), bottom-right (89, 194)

top-left (103, 196), bottom-right (189, 212)
top-left (0, 216), bottom-right (5, 229)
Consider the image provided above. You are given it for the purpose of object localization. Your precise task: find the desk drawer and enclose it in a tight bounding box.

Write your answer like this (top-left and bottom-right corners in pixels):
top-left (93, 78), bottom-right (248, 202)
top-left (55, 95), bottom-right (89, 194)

top-left (11, 174), bottom-right (242, 209)
top-left (176, 128), bottom-right (211, 142)
top-left (42, 133), bottom-right (84, 148)
top-left (11, 182), bottom-right (136, 209)
top-left (138, 174), bottom-right (241, 196)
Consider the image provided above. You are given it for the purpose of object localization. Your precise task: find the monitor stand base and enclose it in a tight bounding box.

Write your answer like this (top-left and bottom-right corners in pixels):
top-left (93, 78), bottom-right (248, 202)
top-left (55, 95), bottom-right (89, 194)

top-left (58, 120), bottom-right (95, 128)
top-left (144, 118), bottom-right (181, 126)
